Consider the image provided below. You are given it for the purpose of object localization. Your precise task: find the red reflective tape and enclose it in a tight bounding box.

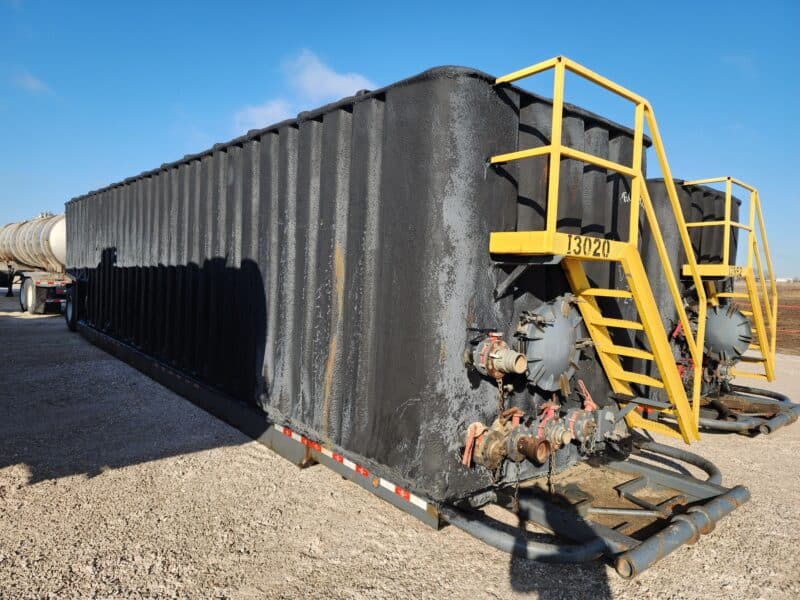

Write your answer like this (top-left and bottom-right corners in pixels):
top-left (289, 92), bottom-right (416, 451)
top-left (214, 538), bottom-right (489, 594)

top-left (355, 465), bottom-right (369, 477)
top-left (332, 453), bottom-right (344, 463)
top-left (282, 426), bottom-right (292, 437)
top-left (394, 486), bottom-right (410, 501)
top-left (300, 436), bottom-right (322, 452)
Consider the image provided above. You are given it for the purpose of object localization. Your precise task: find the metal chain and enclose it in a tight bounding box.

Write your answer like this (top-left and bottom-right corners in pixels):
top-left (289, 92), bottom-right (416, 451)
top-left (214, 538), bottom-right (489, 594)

top-left (547, 448), bottom-right (556, 495)
top-left (496, 378), bottom-right (505, 413)
top-left (580, 420), bottom-right (598, 455)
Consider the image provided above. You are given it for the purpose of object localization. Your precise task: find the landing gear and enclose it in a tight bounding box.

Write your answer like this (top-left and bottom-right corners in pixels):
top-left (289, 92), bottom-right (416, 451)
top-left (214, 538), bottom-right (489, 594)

top-left (3, 265), bottom-right (12, 297)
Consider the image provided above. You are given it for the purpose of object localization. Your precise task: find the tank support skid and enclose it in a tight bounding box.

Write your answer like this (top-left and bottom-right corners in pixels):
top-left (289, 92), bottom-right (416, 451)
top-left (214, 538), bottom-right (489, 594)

top-left (692, 385), bottom-right (800, 435)
top-left (441, 437), bottom-right (748, 578)
top-left (77, 322), bottom-right (748, 579)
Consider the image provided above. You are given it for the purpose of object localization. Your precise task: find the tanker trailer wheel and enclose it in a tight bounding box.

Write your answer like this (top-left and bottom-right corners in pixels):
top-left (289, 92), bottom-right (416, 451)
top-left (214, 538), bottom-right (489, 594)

top-left (65, 286), bottom-right (78, 331)
top-left (19, 278), bottom-right (31, 312)
top-left (21, 278), bottom-right (45, 314)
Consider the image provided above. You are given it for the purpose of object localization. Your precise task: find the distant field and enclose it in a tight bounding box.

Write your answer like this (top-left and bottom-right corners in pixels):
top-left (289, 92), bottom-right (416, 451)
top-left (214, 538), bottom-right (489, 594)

top-left (735, 281), bottom-right (800, 355)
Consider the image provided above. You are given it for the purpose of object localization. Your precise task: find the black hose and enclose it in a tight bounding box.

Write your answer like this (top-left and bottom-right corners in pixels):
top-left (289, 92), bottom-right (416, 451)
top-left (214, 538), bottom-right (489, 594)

top-left (633, 439), bottom-right (722, 485)
top-left (698, 416), bottom-right (762, 432)
top-left (729, 384), bottom-right (794, 407)
top-left (439, 505), bottom-right (606, 563)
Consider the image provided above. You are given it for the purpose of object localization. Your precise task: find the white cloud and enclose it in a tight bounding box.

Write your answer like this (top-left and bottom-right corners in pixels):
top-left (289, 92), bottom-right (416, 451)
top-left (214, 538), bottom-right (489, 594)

top-left (13, 71), bottom-right (50, 94)
top-left (233, 99), bottom-right (293, 133)
top-left (284, 49), bottom-right (376, 103)
top-left (231, 50), bottom-right (375, 134)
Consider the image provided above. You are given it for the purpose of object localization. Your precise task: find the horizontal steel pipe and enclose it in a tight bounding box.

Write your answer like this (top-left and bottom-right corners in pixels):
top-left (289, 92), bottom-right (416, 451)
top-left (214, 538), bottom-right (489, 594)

top-left (758, 404), bottom-right (800, 434)
top-left (614, 485), bottom-right (750, 578)
top-left (728, 385), bottom-right (800, 434)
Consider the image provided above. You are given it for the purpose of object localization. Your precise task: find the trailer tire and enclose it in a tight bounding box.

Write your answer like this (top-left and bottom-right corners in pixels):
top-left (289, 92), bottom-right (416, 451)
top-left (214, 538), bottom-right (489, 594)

top-left (19, 278), bottom-right (30, 312)
top-left (21, 278), bottom-right (46, 314)
top-left (65, 287), bottom-right (78, 331)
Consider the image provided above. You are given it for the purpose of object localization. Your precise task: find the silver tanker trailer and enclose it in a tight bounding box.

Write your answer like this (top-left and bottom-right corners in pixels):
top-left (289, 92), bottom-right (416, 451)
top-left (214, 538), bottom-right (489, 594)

top-left (0, 213), bottom-right (70, 314)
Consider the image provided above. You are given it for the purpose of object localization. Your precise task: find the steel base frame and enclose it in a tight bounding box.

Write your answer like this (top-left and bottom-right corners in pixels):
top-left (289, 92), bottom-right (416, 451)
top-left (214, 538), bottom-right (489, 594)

top-left (688, 385), bottom-right (800, 435)
top-left (442, 438), bottom-right (749, 578)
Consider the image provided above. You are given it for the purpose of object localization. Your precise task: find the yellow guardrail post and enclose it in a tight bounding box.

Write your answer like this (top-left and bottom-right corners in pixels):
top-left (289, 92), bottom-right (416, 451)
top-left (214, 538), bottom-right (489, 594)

top-left (723, 178), bottom-right (732, 266)
top-left (642, 105), bottom-right (706, 428)
top-left (628, 103), bottom-right (645, 246)
top-left (546, 58), bottom-right (566, 246)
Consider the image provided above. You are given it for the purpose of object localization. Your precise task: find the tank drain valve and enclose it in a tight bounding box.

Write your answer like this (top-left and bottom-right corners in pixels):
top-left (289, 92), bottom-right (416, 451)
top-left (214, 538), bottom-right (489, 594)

top-left (515, 435), bottom-right (552, 465)
top-left (469, 333), bottom-right (527, 378)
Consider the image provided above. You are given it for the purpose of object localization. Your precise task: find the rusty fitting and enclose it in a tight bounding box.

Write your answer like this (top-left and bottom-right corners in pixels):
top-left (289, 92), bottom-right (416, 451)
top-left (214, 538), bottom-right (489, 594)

top-left (492, 346), bottom-right (527, 375)
top-left (516, 436), bottom-right (552, 465)
top-left (476, 430), bottom-right (507, 470)
top-left (543, 421), bottom-right (573, 448)
top-left (471, 334), bottom-right (527, 379)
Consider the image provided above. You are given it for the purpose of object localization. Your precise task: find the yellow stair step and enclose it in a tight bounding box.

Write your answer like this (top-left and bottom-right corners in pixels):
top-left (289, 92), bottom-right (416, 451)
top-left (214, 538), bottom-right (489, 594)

top-left (588, 317), bottom-right (644, 331)
top-left (738, 355), bottom-right (766, 363)
top-left (741, 310), bottom-right (753, 316)
top-left (610, 368), bottom-right (664, 389)
top-left (717, 292), bottom-right (748, 299)
top-left (596, 344), bottom-right (654, 361)
top-left (730, 369), bottom-right (769, 381)
top-left (578, 288), bottom-right (633, 299)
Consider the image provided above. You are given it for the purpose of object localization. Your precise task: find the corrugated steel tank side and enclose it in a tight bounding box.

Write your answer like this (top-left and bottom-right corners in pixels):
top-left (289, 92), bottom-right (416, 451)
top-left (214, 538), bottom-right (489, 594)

top-left (642, 178), bottom-right (742, 330)
top-left (66, 67), bottom-right (642, 501)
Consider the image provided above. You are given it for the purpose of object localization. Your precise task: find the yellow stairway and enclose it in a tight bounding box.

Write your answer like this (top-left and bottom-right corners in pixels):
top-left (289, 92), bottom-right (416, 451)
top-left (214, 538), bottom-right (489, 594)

top-left (490, 57), bottom-right (708, 443)
top-left (680, 177), bottom-right (777, 381)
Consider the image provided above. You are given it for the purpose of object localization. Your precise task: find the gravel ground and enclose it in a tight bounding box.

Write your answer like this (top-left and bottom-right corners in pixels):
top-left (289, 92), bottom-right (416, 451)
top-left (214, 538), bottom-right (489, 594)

top-left (1, 294), bottom-right (799, 599)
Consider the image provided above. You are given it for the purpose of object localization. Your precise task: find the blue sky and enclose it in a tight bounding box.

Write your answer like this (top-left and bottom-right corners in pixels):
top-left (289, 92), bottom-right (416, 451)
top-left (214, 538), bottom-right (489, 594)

top-left (1, 0), bottom-right (798, 275)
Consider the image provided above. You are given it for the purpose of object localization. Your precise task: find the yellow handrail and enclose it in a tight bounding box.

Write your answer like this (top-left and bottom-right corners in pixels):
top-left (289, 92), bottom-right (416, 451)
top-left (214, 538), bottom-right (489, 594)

top-left (681, 177), bottom-right (777, 377)
top-left (491, 56), bottom-right (707, 430)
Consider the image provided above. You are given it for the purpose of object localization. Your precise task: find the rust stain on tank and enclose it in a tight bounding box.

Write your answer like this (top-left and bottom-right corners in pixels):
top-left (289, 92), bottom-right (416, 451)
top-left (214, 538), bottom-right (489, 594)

top-left (322, 244), bottom-right (345, 441)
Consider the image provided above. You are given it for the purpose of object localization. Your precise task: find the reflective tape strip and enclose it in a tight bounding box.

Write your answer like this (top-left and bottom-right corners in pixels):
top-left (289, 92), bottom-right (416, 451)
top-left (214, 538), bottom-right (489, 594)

top-left (273, 424), bottom-right (429, 511)
top-left (408, 494), bottom-right (428, 510)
